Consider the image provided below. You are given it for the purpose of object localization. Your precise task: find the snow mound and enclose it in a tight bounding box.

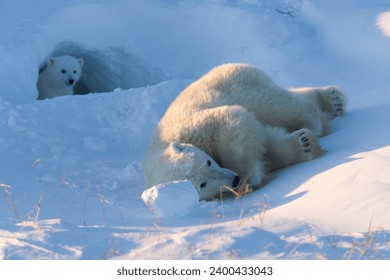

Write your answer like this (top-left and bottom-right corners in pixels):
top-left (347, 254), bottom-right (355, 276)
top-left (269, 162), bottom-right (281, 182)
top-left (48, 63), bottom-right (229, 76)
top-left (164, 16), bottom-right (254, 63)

top-left (141, 180), bottom-right (199, 217)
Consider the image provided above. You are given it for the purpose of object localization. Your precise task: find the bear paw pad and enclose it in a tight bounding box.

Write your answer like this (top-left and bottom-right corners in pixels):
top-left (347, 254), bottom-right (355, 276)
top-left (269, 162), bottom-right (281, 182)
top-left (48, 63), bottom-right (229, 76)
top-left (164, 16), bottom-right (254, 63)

top-left (326, 87), bottom-right (346, 118)
top-left (296, 128), bottom-right (323, 160)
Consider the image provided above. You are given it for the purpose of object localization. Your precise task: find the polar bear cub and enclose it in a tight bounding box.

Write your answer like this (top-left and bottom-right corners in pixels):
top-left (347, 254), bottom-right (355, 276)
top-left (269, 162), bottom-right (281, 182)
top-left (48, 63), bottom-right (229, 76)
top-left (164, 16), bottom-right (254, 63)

top-left (143, 63), bottom-right (346, 200)
top-left (37, 55), bottom-right (84, 100)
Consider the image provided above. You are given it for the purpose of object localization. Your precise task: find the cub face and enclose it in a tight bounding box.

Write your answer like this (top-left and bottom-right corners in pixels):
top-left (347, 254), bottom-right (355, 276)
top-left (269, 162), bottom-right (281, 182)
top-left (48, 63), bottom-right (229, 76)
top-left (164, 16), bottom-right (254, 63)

top-left (47, 55), bottom-right (84, 87)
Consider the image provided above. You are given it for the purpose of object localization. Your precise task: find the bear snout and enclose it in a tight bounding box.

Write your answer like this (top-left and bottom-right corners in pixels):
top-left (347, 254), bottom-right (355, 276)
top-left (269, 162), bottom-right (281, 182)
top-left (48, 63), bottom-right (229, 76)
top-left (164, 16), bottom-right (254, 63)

top-left (232, 175), bottom-right (240, 188)
top-left (67, 79), bottom-right (75, 85)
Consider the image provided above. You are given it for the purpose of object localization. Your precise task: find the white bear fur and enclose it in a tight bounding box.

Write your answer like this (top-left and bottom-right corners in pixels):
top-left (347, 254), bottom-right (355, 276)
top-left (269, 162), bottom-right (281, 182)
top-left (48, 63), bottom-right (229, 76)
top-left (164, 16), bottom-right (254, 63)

top-left (37, 55), bottom-right (84, 100)
top-left (143, 63), bottom-right (346, 200)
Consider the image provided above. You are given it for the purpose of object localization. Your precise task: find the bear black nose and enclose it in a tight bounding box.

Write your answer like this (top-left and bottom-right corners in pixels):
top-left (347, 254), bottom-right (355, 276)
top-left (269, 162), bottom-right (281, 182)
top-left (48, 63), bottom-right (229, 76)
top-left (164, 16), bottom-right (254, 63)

top-left (232, 176), bottom-right (240, 188)
top-left (68, 79), bottom-right (74, 85)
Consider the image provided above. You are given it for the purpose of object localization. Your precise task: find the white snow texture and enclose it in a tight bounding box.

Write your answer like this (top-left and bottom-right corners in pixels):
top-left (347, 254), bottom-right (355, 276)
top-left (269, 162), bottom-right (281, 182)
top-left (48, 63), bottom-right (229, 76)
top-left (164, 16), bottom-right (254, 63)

top-left (1, 0), bottom-right (390, 260)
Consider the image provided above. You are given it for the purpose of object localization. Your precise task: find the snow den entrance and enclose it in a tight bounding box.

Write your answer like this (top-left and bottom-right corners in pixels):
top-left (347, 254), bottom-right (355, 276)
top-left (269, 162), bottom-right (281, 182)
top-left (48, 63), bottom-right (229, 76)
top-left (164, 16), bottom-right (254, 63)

top-left (39, 41), bottom-right (166, 98)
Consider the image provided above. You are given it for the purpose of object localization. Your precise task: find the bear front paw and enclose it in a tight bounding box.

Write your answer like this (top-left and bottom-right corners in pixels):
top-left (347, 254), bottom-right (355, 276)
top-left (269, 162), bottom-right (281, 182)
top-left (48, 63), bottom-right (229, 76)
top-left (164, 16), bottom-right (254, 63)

top-left (296, 128), bottom-right (323, 161)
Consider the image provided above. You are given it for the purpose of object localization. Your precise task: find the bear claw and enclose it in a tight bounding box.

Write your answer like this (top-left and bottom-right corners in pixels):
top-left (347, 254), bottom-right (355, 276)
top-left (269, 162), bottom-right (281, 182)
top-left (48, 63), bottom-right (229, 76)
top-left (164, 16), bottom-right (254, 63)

top-left (326, 87), bottom-right (346, 118)
top-left (295, 128), bottom-right (323, 159)
top-left (298, 130), bottom-right (312, 153)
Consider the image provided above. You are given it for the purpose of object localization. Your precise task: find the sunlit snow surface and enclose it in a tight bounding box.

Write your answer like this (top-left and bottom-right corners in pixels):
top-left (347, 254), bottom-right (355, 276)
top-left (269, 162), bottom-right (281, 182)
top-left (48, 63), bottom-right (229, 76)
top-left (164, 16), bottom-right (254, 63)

top-left (1, 0), bottom-right (390, 259)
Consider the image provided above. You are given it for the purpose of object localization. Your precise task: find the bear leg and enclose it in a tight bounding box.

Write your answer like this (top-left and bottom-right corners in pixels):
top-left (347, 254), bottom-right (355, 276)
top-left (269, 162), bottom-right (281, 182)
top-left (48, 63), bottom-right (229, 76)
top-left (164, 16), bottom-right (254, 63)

top-left (290, 86), bottom-right (346, 136)
top-left (264, 127), bottom-right (323, 171)
top-left (291, 86), bottom-right (346, 119)
top-left (212, 105), bottom-right (268, 188)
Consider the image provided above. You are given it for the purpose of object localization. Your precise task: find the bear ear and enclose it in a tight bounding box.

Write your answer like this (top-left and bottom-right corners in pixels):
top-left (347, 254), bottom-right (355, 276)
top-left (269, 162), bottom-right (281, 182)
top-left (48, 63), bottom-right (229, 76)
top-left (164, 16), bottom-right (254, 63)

top-left (170, 142), bottom-right (187, 154)
top-left (47, 57), bottom-right (55, 66)
top-left (78, 58), bottom-right (84, 67)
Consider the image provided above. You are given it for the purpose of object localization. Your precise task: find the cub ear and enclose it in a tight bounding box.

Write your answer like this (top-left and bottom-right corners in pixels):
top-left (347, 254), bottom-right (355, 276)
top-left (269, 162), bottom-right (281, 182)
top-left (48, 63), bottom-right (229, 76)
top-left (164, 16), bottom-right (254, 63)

top-left (170, 142), bottom-right (187, 154)
top-left (78, 58), bottom-right (84, 67)
top-left (47, 57), bottom-right (55, 66)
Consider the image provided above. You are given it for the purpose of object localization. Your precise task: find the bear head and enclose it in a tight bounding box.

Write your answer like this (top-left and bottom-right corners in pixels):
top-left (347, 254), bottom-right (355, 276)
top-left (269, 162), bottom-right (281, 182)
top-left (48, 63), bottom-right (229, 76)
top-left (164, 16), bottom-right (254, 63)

top-left (45, 55), bottom-right (84, 88)
top-left (169, 142), bottom-right (240, 200)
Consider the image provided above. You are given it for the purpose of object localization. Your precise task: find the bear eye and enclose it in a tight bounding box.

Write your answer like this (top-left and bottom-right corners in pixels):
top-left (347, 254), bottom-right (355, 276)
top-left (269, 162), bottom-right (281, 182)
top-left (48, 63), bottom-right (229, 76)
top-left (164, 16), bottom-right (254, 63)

top-left (73, 70), bottom-right (77, 74)
top-left (207, 160), bottom-right (211, 166)
top-left (61, 69), bottom-right (66, 74)
top-left (200, 182), bottom-right (207, 189)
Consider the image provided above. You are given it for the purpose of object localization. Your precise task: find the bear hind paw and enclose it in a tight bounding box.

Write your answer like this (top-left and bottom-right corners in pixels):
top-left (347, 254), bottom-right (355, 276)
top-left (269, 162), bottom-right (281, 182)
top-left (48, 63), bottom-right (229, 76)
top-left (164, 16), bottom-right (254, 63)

top-left (324, 87), bottom-right (346, 118)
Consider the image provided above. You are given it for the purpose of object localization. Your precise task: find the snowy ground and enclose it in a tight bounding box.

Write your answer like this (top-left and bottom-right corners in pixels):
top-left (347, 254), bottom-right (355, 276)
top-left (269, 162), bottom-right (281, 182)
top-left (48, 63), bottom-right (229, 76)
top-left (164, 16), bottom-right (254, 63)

top-left (1, 0), bottom-right (390, 259)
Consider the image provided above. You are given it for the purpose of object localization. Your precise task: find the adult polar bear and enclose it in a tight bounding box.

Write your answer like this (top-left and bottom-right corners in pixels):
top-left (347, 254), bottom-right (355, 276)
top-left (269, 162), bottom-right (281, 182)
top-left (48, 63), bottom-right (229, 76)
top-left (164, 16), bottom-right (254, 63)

top-left (143, 63), bottom-right (346, 200)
